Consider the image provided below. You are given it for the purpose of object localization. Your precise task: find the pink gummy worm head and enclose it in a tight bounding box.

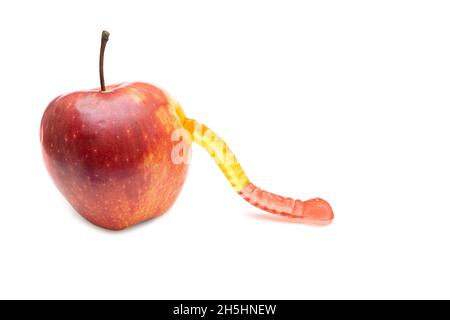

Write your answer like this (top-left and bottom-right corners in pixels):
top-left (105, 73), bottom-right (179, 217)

top-left (239, 183), bottom-right (334, 223)
top-left (301, 198), bottom-right (334, 222)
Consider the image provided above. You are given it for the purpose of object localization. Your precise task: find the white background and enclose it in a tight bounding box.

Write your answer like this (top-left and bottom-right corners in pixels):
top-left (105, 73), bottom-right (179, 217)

top-left (0, 0), bottom-right (449, 299)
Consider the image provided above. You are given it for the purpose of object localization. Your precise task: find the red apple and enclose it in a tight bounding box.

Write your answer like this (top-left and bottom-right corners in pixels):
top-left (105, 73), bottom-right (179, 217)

top-left (40, 32), bottom-right (189, 230)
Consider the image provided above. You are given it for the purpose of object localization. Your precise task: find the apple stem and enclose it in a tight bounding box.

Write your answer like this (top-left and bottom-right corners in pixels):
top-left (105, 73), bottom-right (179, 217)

top-left (99, 30), bottom-right (110, 92)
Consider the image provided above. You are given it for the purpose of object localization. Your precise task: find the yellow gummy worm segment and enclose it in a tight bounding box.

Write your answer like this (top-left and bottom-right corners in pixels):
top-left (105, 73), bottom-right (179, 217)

top-left (183, 118), bottom-right (250, 192)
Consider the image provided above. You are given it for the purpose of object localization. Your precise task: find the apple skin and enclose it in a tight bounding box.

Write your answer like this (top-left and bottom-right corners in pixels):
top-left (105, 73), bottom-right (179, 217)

top-left (40, 82), bottom-right (190, 230)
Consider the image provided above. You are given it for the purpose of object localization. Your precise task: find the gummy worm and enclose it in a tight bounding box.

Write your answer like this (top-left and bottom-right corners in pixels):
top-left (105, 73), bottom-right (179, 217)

top-left (181, 119), bottom-right (334, 223)
top-left (170, 98), bottom-right (334, 222)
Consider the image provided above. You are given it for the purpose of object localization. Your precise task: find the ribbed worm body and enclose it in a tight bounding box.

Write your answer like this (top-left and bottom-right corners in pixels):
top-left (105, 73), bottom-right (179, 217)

top-left (183, 118), bottom-right (249, 191)
top-left (181, 117), bottom-right (334, 222)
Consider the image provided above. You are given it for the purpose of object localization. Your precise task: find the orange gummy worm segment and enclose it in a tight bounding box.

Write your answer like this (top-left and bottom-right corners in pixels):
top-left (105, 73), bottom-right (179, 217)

top-left (182, 116), bottom-right (334, 222)
top-left (239, 183), bottom-right (334, 221)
